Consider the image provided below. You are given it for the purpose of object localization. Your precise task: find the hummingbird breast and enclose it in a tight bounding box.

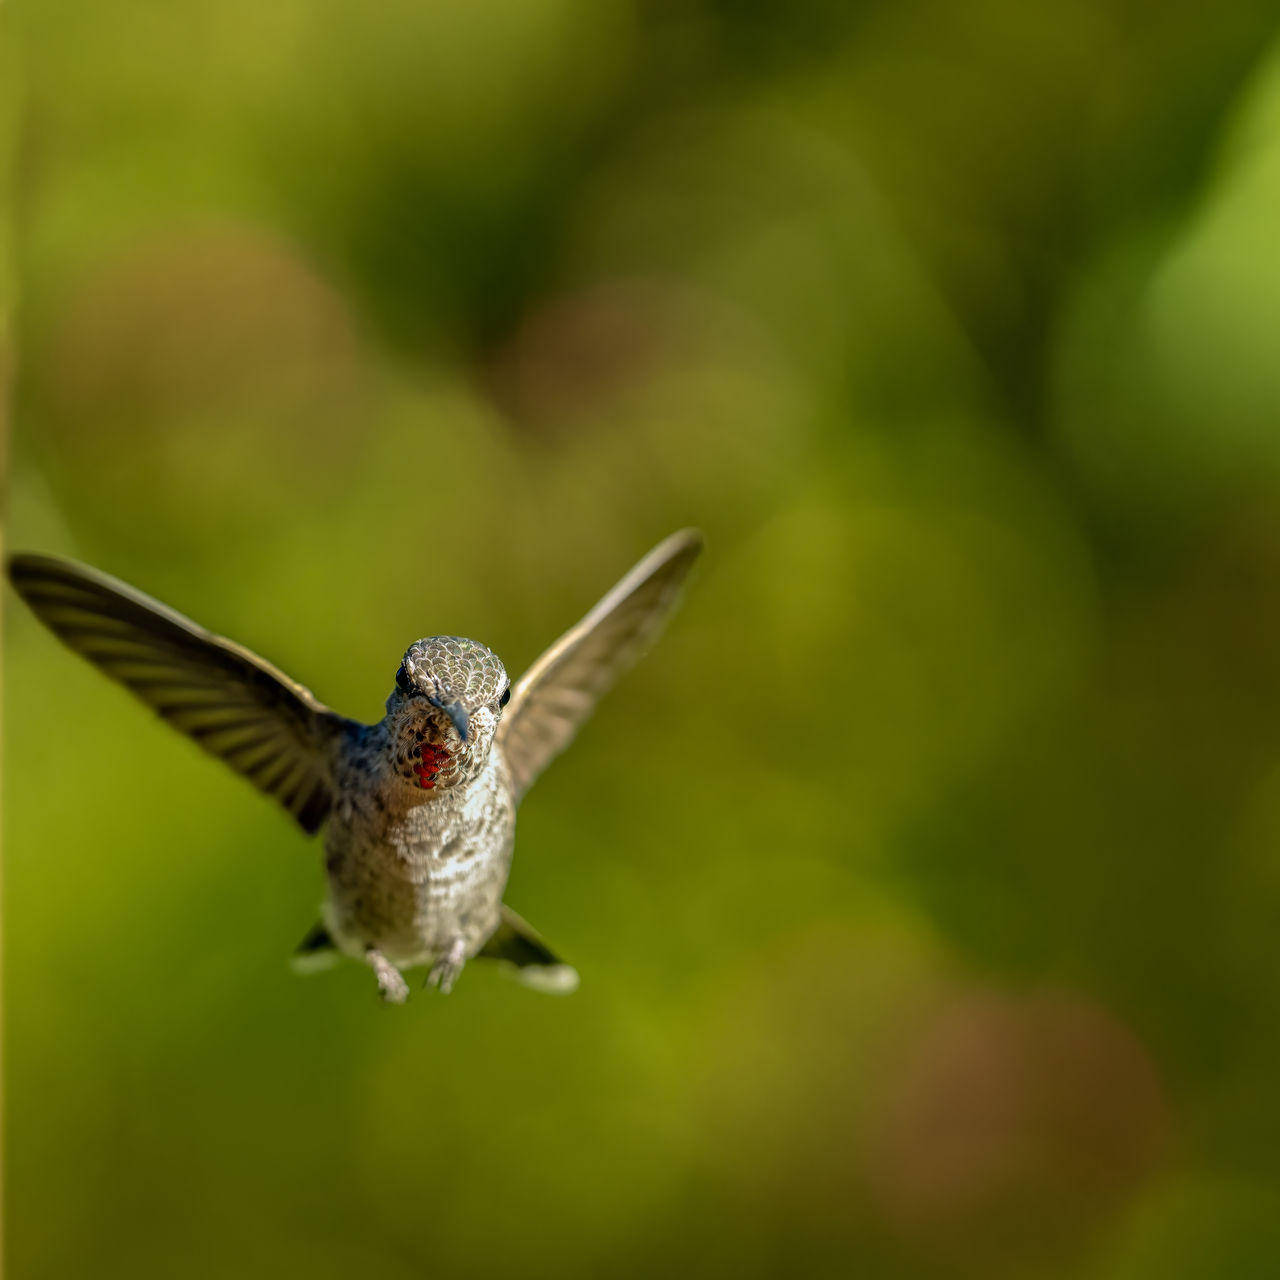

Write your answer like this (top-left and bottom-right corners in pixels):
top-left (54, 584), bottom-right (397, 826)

top-left (322, 729), bottom-right (517, 966)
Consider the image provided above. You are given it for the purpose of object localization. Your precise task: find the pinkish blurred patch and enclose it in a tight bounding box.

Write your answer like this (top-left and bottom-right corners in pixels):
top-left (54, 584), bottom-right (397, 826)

top-left (690, 923), bottom-right (1173, 1273)
top-left (30, 222), bottom-right (374, 525)
top-left (480, 276), bottom-right (781, 437)
top-left (865, 985), bottom-right (1174, 1271)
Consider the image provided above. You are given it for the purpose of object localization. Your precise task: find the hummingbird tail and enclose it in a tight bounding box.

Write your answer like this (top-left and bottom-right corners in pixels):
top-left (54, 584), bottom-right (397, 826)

top-left (479, 905), bottom-right (579, 995)
top-left (290, 921), bottom-right (340, 974)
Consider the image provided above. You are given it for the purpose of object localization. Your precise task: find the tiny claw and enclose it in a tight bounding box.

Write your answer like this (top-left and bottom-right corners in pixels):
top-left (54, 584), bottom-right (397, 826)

top-left (366, 948), bottom-right (409, 1004)
top-left (425, 939), bottom-right (467, 994)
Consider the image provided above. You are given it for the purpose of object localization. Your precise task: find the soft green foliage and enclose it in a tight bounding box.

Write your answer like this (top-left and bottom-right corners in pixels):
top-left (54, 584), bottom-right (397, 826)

top-left (7, 2), bottom-right (1280, 1277)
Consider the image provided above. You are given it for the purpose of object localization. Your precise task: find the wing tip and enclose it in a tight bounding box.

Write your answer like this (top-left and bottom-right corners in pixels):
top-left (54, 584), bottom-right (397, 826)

top-left (657, 527), bottom-right (704, 565)
top-left (7, 550), bottom-right (58, 588)
top-left (637, 526), bottom-right (704, 609)
top-left (619, 527), bottom-right (703, 600)
top-left (6, 551), bottom-right (128, 605)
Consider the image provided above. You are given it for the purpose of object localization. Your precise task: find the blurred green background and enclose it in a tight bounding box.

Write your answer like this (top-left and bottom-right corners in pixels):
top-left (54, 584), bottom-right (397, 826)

top-left (7, 1), bottom-right (1280, 1276)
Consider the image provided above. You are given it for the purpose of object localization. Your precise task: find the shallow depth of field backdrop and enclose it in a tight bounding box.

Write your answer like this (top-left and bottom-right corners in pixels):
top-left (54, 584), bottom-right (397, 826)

top-left (6, 3), bottom-right (1280, 1278)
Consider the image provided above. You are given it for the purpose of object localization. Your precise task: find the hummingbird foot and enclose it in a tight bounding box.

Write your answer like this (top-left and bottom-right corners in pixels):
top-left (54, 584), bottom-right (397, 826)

top-left (365, 947), bottom-right (410, 1004)
top-left (425, 938), bottom-right (468, 994)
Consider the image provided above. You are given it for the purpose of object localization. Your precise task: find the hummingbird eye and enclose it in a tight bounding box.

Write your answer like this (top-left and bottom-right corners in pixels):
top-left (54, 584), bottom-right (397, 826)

top-left (499, 687), bottom-right (511, 708)
top-left (395, 665), bottom-right (413, 695)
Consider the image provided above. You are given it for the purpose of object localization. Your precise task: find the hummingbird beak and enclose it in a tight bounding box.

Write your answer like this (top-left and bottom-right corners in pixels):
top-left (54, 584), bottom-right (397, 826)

top-left (428, 697), bottom-right (470, 744)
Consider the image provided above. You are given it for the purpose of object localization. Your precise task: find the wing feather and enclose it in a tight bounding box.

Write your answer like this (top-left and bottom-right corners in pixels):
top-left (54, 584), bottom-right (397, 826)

top-left (7, 553), bottom-right (352, 834)
top-left (497, 529), bottom-right (702, 800)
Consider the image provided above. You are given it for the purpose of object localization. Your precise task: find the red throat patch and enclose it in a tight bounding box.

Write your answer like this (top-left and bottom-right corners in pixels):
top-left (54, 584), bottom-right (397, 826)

top-left (413, 743), bottom-right (452, 789)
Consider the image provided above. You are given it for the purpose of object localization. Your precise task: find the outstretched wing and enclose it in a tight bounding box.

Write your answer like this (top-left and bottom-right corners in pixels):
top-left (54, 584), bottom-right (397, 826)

top-left (8, 553), bottom-right (352, 834)
top-left (497, 528), bottom-right (702, 801)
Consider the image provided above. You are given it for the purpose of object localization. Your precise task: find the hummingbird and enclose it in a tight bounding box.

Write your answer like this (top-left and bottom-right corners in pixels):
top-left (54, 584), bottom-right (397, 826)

top-left (7, 529), bottom-right (702, 1002)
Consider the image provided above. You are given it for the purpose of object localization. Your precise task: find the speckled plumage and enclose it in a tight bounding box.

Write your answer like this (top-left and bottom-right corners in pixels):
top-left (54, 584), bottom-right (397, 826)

top-left (7, 530), bottom-right (703, 1001)
top-left (322, 662), bottom-right (516, 995)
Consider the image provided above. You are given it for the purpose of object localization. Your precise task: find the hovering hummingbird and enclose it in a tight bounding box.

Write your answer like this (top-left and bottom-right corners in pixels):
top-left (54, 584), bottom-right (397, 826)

top-left (7, 530), bottom-right (702, 1002)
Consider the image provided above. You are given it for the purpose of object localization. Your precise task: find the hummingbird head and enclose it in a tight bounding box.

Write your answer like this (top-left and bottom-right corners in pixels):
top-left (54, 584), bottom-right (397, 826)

top-left (385, 635), bottom-right (511, 793)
